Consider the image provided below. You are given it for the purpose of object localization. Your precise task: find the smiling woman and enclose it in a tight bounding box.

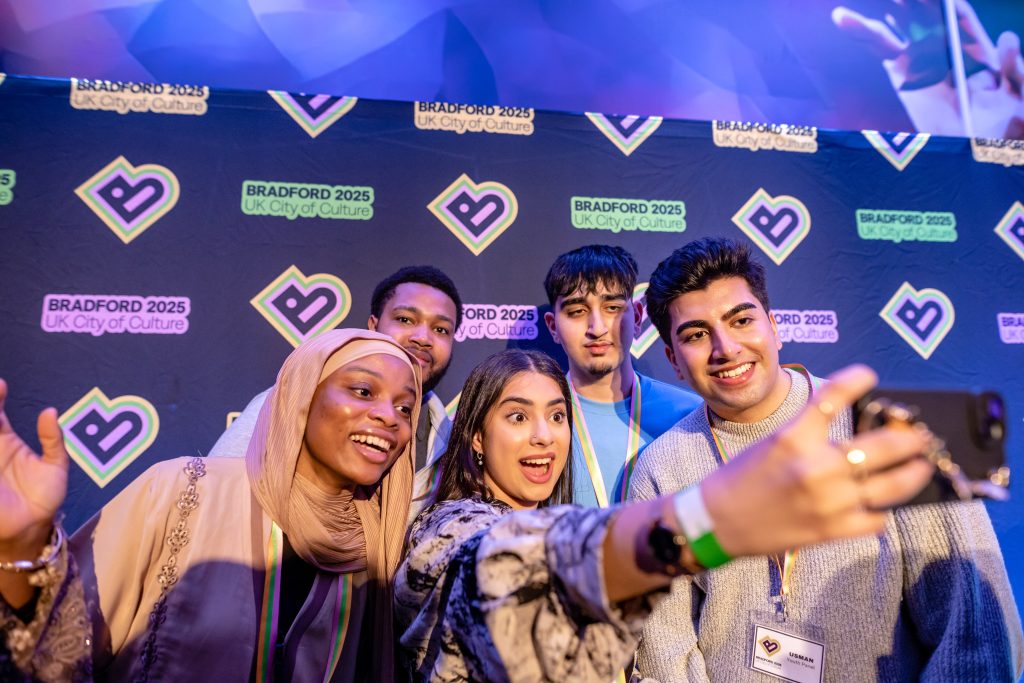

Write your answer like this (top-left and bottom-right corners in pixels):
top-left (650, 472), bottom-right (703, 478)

top-left (0, 329), bottom-right (420, 682)
top-left (395, 350), bottom-right (939, 683)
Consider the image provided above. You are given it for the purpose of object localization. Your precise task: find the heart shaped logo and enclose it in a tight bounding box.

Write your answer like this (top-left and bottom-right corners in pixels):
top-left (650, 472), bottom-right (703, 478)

top-left (995, 201), bottom-right (1024, 263)
top-left (880, 282), bottom-right (955, 359)
top-left (428, 174), bottom-right (518, 255)
top-left (759, 636), bottom-right (782, 657)
top-left (269, 91), bottom-right (357, 138)
top-left (60, 388), bottom-right (159, 487)
top-left (732, 188), bottom-right (810, 265)
top-left (251, 266), bottom-right (352, 347)
top-left (75, 156), bottom-right (179, 244)
top-left (862, 130), bottom-right (930, 171)
top-left (630, 282), bottom-right (661, 359)
top-left (586, 113), bottom-right (663, 156)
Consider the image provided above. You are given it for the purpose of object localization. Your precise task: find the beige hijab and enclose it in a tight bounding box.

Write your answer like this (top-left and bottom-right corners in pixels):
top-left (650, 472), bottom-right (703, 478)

top-left (244, 328), bottom-right (420, 680)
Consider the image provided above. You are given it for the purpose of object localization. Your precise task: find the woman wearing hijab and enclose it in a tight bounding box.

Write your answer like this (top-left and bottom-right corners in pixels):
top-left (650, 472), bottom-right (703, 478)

top-left (395, 350), bottom-right (934, 682)
top-left (0, 329), bottom-right (420, 682)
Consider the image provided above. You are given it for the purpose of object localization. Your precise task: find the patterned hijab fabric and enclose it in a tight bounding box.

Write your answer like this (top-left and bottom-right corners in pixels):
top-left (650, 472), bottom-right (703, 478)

top-left (244, 328), bottom-right (420, 680)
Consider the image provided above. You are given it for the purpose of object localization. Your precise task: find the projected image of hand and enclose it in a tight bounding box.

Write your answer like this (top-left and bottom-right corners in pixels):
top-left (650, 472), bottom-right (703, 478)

top-left (833, 0), bottom-right (1024, 138)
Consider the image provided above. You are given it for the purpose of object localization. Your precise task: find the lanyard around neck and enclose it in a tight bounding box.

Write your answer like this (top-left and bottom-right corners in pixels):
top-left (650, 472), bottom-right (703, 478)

top-left (255, 522), bottom-right (354, 682)
top-left (568, 370), bottom-right (643, 508)
top-left (704, 363), bottom-right (818, 617)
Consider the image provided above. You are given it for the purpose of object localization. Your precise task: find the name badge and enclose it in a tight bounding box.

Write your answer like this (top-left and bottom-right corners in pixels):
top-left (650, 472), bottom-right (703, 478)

top-left (749, 623), bottom-right (825, 683)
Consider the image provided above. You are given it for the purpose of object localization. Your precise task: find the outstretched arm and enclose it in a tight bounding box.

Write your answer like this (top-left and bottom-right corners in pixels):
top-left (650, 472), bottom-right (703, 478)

top-left (602, 364), bottom-right (933, 602)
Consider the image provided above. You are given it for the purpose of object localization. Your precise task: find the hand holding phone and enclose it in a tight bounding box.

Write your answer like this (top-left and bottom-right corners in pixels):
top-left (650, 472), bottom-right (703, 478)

top-left (853, 388), bottom-right (1010, 506)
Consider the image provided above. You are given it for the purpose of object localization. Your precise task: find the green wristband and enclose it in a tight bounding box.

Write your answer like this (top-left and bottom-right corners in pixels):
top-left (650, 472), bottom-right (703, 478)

top-left (671, 485), bottom-right (733, 569)
top-left (688, 531), bottom-right (732, 569)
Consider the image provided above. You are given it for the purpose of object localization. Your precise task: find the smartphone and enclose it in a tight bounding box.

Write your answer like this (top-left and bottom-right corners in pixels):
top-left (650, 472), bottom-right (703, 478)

top-left (852, 388), bottom-right (1009, 505)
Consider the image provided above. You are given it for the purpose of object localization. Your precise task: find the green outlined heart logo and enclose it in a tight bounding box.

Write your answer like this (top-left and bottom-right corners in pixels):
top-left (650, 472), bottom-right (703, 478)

top-left (251, 266), bottom-right (352, 347)
top-left (732, 188), bottom-right (810, 265)
top-left (880, 282), bottom-right (955, 359)
top-left (428, 174), bottom-right (518, 255)
top-left (862, 131), bottom-right (930, 171)
top-left (75, 156), bottom-right (179, 244)
top-left (585, 113), bottom-right (663, 156)
top-left (268, 91), bottom-right (357, 138)
top-left (994, 201), bottom-right (1024, 262)
top-left (630, 282), bottom-right (660, 359)
top-left (59, 388), bottom-right (159, 487)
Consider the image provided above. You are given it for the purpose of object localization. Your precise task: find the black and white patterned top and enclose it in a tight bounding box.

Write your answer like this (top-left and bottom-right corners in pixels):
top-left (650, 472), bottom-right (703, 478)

top-left (395, 497), bottom-right (664, 683)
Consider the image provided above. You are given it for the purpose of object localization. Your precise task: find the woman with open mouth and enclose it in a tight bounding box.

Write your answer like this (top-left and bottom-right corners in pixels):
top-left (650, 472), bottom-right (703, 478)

top-left (395, 350), bottom-right (935, 683)
top-left (0, 328), bottom-right (420, 682)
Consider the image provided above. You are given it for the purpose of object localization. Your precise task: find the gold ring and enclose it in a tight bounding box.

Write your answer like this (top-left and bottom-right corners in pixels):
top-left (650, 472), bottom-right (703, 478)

top-left (845, 447), bottom-right (867, 480)
top-left (816, 399), bottom-right (836, 418)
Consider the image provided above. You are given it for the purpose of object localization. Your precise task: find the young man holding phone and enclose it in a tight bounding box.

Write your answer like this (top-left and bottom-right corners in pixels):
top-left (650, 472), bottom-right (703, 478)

top-left (629, 237), bottom-right (1022, 682)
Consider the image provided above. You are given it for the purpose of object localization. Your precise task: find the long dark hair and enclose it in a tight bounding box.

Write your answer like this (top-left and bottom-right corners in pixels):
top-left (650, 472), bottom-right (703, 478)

top-left (433, 349), bottom-right (575, 508)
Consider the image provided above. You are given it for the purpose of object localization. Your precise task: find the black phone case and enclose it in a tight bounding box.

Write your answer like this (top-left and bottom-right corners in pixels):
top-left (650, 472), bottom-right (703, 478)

top-left (852, 388), bottom-right (1007, 506)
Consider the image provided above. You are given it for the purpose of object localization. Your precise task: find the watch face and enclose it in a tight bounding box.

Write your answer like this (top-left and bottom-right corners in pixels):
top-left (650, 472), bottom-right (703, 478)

top-left (650, 523), bottom-right (682, 565)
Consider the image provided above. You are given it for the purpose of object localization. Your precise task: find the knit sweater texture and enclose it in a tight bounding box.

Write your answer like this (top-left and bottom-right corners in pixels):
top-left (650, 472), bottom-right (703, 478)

top-left (628, 369), bottom-right (1023, 682)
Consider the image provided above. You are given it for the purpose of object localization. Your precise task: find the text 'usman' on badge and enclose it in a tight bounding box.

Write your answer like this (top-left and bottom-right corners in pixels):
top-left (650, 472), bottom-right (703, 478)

top-left (414, 102), bottom-right (534, 135)
top-left (772, 309), bottom-right (838, 344)
top-left (41, 294), bottom-right (190, 336)
top-left (570, 196), bottom-right (686, 234)
top-left (456, 304), bottom-right (538, 342)
top-left (241, 180), bottom-right (374, 221)
top-left (750, 625), bottom-right (824, 683)
top-left (998, 313), bottom-right (1024, 344)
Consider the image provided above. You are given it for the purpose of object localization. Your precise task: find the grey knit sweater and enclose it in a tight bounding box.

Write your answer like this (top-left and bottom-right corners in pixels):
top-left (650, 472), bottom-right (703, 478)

top-left (628, 369), bottom-right (1023, 682)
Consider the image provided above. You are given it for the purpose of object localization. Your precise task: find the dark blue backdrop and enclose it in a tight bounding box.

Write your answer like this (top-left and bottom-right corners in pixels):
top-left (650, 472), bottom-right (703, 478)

top-left (1, 74), bottom-right (1022, 617)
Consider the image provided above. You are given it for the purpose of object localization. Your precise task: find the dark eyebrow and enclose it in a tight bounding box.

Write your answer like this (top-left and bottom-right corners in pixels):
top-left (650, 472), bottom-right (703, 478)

top-left (673, 302), bottom-right (758, 337)
top-left (391, 305), bottom-right (455, 326)
top-left (558, 293), bottom-right (628, 310)
top-left (498, 396), bottom-right (567, 408)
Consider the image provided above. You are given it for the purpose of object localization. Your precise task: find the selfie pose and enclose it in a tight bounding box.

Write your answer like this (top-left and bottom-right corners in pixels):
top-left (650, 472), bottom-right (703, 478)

top-left (630, 238), bottom-right (1023, 682)
top-left (0, 329), bottom-right (419, 682)
top-left (395, 349), bottom-right (938, 682)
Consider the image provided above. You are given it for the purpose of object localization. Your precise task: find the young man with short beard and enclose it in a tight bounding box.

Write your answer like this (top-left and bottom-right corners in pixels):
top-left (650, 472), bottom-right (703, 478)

top-left (209, 266), bottom-right (462, 510)
top-left (629, 237), bottom-right (1022, 682)
top-left (543, 245), bottom-right (701, 508)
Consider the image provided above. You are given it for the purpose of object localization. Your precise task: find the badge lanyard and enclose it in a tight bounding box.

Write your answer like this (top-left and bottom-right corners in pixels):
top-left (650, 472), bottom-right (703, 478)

top-left (568, 371), bottom-right (643, 508)
top-left (705, 364), bottom-right (819, 618)
top-left (255, 522), bottom-right (354, 682)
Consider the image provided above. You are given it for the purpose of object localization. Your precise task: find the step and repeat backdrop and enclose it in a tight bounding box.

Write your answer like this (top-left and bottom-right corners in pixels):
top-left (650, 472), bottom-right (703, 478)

top-left (1, 74), bottom-right (1022, 605)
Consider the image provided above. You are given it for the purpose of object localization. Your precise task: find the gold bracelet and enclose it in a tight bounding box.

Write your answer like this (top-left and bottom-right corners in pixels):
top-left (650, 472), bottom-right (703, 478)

top-left (0, 525), bottom-right (65, 573)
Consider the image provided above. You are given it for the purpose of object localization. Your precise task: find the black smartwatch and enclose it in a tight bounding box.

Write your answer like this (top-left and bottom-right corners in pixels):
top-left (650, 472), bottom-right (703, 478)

top-left (636, 519), bottom-right (692, 576)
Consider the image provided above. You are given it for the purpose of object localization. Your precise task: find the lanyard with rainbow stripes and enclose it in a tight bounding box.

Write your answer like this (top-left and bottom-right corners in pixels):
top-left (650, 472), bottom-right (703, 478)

top-left (567, 371), bottom-right (643, 508)
top-left (254, 522), bottom-right (354, 682)
top-left (705, 363), bottom-right (819, 618)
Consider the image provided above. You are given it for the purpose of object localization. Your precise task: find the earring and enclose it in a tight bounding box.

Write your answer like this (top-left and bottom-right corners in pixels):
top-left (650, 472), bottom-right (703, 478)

top-left (474, 451), bottom-right (484, 468)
